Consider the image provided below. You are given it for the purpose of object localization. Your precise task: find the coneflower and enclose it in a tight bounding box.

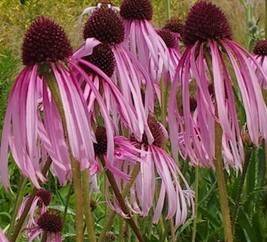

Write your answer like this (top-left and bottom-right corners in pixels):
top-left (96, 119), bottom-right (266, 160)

top-left (28, 211), bottom-right (63, 242)
top-left (120, 0), bottom-right (169, 83)
top-left (157, 29), bottom-right (180, 82)
top-left (115, 115), bottom-right (194, 227)
top-left (168, 1), bottom-right (267, 170)
top-left (74, 6), bottom-right (155, 143)
top-left (0, 16), bottom-right (116, 188)
top-left (253, 40), bottom-right (267, 88)
top-left (93, 126), bottom-right (144, 185)
top-left (17, 189), bottom-right (51, 233)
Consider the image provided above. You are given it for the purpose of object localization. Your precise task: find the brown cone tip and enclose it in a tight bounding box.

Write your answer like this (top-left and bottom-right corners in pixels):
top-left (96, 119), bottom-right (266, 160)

top-left (120, 0), bottom-right (153, 21)
top-left (157, 29), bottom-right (178, 49)
top-left (37, 211), bottom-right (63, 233)
top-left (36, 189), bottom-right (51, 206)
top-left (183, 1), bottom-right (231, 46)
top-left (82, 44), bottom-right (115, 77)
top-left (83, 8), bottom-right (124, 45)
top-left (94, 127), bottom-right (108, 156)
top-left (143, 115), bottom-right (165, 147)
top-left (22, 16), bottom-right (72, 66)
top-left (253, 40), bottom-right (267, 56)
top-left (163, 17), bottom-right (184, 35)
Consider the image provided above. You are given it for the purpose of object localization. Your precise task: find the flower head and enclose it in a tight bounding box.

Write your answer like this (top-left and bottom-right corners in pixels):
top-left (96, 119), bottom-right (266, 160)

top-left (28, 210), bottom-right (63, 242)
top-left (83, 7), bottom-right (124, 45)
top-left (0, 16), bottom-right (112, 188)
top-left (122, 116), bottom-right (194, 227)
top-left (37, 211), bottom-right (63, 233)
top-left (168, 2), bottom-right (267, 170)
top-left (183, 1), bottom-right (231, 46)
top-left (163, 17), bottom-right (184, 35)
top-left (254, 40), bottom-right (267, 56)
top-left (22, 16), bottom-right (72, 66)
top-left (82, 44), bottom-right (116, 77)
top-left (120, 0), bottom-right (153, 21)
top-left (157, 29), bottom-right (178, 49)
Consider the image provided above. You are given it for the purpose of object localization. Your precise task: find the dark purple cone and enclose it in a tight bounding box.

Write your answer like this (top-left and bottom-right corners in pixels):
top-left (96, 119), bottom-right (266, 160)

top-left (37, 211), bottom-right (63, 233)
top-left (82, 44), bottom-right (116, 77)
top-left (183, 1), bottom-right (231, 46)
top-left (83, 8), bottom-right (124, 45)
top-left (254, 40), bottom-right (267, 56)
top-left (120, 0), bottom-right (153, 21)
top-left (36, 189), bottom-right (51, 206)
top-left (157, 29), bottom-right (178, 49)
top-left (94, 127), bottom-right (108, 156)
top-left (163, 17), bottom-right (184, 35)
top-left (22, 16), bottom-right (72, 66)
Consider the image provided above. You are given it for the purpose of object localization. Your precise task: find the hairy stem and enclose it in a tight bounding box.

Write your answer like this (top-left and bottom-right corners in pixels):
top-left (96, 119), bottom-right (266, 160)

top-left (81, 170), bottom-right (96, 242)
top-left (214, 123), bottom-right (233, 242)
top-left (10, 158), bottom-right (52, 242)
top-left (99, 159), bottom-right (143, 242)
top-left (98, 163), bottom-right (140, 241)
top-left (45, 68), bottom-right (84, 242)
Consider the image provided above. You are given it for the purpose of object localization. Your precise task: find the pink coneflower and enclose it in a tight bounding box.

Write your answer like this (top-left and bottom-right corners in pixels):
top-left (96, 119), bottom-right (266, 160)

top-left (120, 0), bottom-right (169, 83)
top-left (0, 16), bottom-right (115, 188)
top-left (17, 189), bottom-right (51, 228)
top-left (253, 40), bottom-right (267, 88)
top-left (168, 1), bottom-right (267, 170)
top-left (157, 29), bottom-right (181, 82)
top-left (114, 116), bottom-right (194, 227)
top-left (74, 6), bottom-right (155, 142)
top-left (0, 229), bottom-right (8, 242)
top-left (93, 126), bottom-right (144, 186)
top-left (163, 17), bottom-right (184, 55)
top-left (28, 211), bottom-right (63, 242)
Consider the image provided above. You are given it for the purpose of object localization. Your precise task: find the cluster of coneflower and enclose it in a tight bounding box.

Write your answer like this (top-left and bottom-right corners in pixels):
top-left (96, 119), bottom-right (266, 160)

top-left (1, 0), bottom-right (267, 241)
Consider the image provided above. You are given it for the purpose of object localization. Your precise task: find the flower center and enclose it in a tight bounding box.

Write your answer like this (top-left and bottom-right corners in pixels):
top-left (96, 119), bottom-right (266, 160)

top-left (157, 29), bottom-right (178, 49)
top-left (120, 0), bottom-right (153, 21)
top-left (183, 1), bottom-right (231, 46)
top-left (94, 127), bottom-right (108, 156)
top-left (253, 40), bottom-right (267, 56)
top-left (82, 44), bottom-right (115, 77)
top-left (163, 17), bottom-right (184, 35)
top-left (83, 7), bottom-right (124, 45)
top-left (22, 16), bottom-right (72, 66)
top-left (36, 189), bottom-right (51, 206)
top-left (37, 211), bottom-right (63, 233)
top-left (142, 115), bottom-right (165, 147)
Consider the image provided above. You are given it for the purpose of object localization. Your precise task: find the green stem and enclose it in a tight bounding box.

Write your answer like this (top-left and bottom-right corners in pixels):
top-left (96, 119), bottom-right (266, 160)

top-left (166, 0), bottom-right (171, 20)
top-left (81, 170), bottom-right (96, 242)
top-left (8, 176), bottom-right (27, 238)
top-left (63, 183), bottom-right (73, 222)
top-left (98, 164), bottom-right (140, 242)
top-left (44, 67), bottom-right (84, 242)
top-left (99, 159), bottom-right (143, 242)
top-left (10, 158), bottom-right (52, 242)
top-left (214, 123), bottom-right (233, 242)
top-left (233, 147), bottom-right (253, 235)
top-left (192, 166), bottom-right (199, 242)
